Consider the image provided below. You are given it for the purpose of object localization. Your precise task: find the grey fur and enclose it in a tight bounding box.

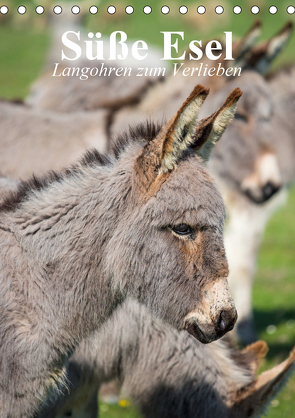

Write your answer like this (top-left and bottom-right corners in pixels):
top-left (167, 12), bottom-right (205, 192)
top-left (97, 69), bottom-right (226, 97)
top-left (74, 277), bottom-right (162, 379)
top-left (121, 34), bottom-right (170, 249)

top-left (4, 25), bottom-right (289, 347)
top-left (0, 91), bottom-right (237, 417)
top-left (0, 100), bottom-right (108, 180)
top-left (110, 57), bottom-right (286, 345)
top-left (0, 176), bottom-right (19, 200)
top-left (37, 300), bottom-right (295, 418)
top-left (268, 64), bottom-right (295, 185)
top-left (37, 300), bottom-right (251, 418)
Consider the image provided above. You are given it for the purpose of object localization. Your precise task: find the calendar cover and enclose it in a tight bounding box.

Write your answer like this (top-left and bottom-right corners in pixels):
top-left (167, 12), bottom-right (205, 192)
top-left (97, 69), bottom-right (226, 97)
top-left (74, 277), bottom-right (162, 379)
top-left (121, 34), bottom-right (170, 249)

top-left (0, 1), bottom-right (295, 417)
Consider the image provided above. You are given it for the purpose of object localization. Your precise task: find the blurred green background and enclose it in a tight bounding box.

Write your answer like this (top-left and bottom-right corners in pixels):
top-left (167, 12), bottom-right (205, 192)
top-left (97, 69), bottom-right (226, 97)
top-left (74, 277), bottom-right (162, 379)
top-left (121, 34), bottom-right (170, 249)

top-left (0, 0), bottom-right (295, 416)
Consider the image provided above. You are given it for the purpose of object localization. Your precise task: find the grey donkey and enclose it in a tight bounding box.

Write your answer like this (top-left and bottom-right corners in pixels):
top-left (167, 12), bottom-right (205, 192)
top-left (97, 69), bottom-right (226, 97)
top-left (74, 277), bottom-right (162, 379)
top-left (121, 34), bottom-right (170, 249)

top-left (37, 300), bottom-right (295, 418)
top-left (214, 23), bottom-right (293, 343)
top-left (0, 99), bottom-right (108, 179)
top-left (6, 24), bottom-right (291, 348)
top-left (110, 22), bottom-right (293, 344)
top-left (48, 21), bottom-right (290, 345)
top-left (6, 24), bottom-right (291, 347)
top-left (267, 63), bottom-right (295, 186)
top-left (0, 85), bottom-right (240, 417)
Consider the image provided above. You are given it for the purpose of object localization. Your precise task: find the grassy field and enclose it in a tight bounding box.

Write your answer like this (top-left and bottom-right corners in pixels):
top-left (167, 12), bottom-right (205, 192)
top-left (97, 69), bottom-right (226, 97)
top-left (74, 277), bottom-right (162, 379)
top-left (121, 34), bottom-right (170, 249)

top-left (0, 1), bottom-right (295, 416)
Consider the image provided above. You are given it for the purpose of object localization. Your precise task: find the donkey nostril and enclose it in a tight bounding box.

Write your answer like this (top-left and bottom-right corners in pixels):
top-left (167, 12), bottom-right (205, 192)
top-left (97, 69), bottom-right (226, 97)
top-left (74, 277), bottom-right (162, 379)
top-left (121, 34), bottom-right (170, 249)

top-left (216, 309), bottom-right (237, 334)
top-left (220, 317), bottom-right (226, 331)
top-left (217, 311), bottom-right (227, 332)
top-left (262, 181), bottom-right (280, 200)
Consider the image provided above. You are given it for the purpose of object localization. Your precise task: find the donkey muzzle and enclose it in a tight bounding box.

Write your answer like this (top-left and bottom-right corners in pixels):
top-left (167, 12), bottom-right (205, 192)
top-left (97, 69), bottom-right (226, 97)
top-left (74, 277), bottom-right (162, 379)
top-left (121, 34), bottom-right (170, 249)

top-left (184, 307), bottom-right (238, 344)
top-left (241, 152), bottom-right (282, 204)
top-left (244, 181), bottom-right (281, 204)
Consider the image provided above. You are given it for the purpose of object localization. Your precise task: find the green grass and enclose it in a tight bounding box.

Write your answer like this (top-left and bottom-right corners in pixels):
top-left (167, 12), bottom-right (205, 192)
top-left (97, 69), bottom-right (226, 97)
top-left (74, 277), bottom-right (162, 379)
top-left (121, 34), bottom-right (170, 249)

top-left (0, 26), bottom-right (48, 98)
top-left (0, 1), bottom-right (295, 416)
top-left (99, 401), bottom-right (140, 418)
top-left (252, 189), bottom-right (295, 418)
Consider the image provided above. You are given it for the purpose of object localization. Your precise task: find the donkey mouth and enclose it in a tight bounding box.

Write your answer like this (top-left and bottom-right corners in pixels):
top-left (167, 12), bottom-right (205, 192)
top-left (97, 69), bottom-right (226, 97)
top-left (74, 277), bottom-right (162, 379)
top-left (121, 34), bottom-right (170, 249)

top-left (184, 319), bottom-right (211, 344)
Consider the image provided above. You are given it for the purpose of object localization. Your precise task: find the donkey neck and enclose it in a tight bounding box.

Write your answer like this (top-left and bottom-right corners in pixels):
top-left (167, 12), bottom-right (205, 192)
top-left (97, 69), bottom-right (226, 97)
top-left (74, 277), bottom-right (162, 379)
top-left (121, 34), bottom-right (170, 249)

top-left (2, 161), bottom-right (132, 340)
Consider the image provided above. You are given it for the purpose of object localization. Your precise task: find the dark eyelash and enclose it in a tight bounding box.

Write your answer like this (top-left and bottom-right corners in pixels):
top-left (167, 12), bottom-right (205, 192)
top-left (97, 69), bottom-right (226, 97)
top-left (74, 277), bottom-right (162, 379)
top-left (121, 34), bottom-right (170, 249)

top-left (171, 224), bottom-right (193, 236)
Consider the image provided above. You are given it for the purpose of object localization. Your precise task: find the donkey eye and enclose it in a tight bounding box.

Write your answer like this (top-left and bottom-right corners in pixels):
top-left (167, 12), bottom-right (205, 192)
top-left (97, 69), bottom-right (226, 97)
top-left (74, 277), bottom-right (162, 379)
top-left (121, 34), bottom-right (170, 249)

top-left (171, 224), bottom-right (193, 236)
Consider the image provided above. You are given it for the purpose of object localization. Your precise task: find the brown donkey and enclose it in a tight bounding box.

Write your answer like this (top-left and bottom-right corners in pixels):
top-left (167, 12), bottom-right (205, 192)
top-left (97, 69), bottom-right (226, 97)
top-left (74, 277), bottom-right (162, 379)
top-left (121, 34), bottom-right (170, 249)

top-left (0, 85), bottom-right (240, 417)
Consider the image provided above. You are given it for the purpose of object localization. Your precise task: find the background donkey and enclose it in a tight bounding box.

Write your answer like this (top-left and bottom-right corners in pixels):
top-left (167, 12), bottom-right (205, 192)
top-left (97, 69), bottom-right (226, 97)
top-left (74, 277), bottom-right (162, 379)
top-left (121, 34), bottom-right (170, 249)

top-left (0, 86), bottom-right (240, 417)
top-left (25, 22), bottom-right (258, 117)
top-left (0, 99), bottom-right (108, 179)
top-left (213, 24), bottom-right (294, 343)
top-left (267, 64), bottom-right (295, 186)
top-left (36, 300), bottom-right (295, 418)
top-left (26, 0), bottom-right (165, 115)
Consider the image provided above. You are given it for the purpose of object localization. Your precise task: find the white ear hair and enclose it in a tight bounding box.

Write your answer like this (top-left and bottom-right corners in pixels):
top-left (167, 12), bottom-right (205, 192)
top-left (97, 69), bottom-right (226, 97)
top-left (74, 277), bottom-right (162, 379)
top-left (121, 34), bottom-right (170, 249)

top-left (195, 88), bottom-right (242, 162)
top-left (161, 84), bottom-right (209, 173)
top-left (251, 22), bottom-right (293, 74)
top-left (234, 21), bottom-right (262, 68)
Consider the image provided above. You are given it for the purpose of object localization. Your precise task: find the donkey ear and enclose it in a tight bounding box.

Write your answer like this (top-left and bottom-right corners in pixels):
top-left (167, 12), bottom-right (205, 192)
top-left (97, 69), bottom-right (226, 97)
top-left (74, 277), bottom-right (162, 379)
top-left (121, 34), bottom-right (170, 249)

top-left (242, 340), bottom-right (269, 375)
top-left (160, 84), bottom-right (209, 172)
top-left (246, 22), bottom-right (293, 74)
top-left (133, 84), bottom-right (209, 193)
top-left (230, 346), bottom-right (295, 418)
top-left (191, 88), bottom-right (242, 162)
top-left (233, 21), bottom-right (262, 68)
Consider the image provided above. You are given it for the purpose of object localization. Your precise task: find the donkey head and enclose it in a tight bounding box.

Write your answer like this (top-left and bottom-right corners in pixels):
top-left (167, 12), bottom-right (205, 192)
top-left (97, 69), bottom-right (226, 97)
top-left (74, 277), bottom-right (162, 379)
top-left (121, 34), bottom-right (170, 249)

top-left (203, 71), bottom-right (282, 205)
top-left (202, 22), bottom-right (293, 205)
top-left (107, 85), bottom-right (241, 343)
top-left (243, 21), bottom-right (293, 75)
top-left (233, 22), bottom-right (293, 203)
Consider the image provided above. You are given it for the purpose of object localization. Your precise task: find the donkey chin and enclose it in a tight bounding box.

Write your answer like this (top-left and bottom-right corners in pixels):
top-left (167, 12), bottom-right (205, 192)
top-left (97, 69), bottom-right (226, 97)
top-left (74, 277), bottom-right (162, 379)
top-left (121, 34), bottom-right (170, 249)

top-left (183, 280), bottom-right (238, 344)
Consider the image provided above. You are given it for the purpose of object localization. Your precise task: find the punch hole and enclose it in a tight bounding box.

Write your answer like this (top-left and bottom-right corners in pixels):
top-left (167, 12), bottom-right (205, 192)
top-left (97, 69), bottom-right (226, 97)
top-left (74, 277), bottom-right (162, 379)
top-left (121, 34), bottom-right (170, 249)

top-left (215, 5), bottom-right (224, 14)
top-left (53, 5), bottom-right (62, 14)
top-left (18, 5), bottom-right (26, 14)
top-left (197, 6), bottom-right (205, 14)
top-left (125, 5), bottom-right (134, 14)
top-left (179, 5), bottom-right (188, 14)
top-left (71, 5), bottom-right (80, 14)
top-left (0, 5), bottom-right (8, 14)
top-left (108, 5), bottom-right (116, 14)
top-left (161, 5), bottom-right (170, 14)
top-left (233, 5), bottom-right (241, 14)
top-left (143, 5), bottom-right (152, 14)
top-left (35, 5), bottom-right (44, 14)
top-left (287, 5), bottom-right (295, 14)
top-left (269, 5), bottom-right (277, 14)
top-left (251, 5), bottom-right (259, 14)
top-left (89, 5), bottom-right (98, 14)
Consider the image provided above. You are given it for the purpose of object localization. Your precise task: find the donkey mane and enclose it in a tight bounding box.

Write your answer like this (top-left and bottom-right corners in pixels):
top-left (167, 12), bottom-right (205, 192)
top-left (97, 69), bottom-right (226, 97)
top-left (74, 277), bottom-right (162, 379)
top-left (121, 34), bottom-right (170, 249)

top-left (0, 121), bottom-right (163, 213)
top-left (111, 120), bottom-right (162, 159)
top-left (0, 150), bottom-right (111, 213)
